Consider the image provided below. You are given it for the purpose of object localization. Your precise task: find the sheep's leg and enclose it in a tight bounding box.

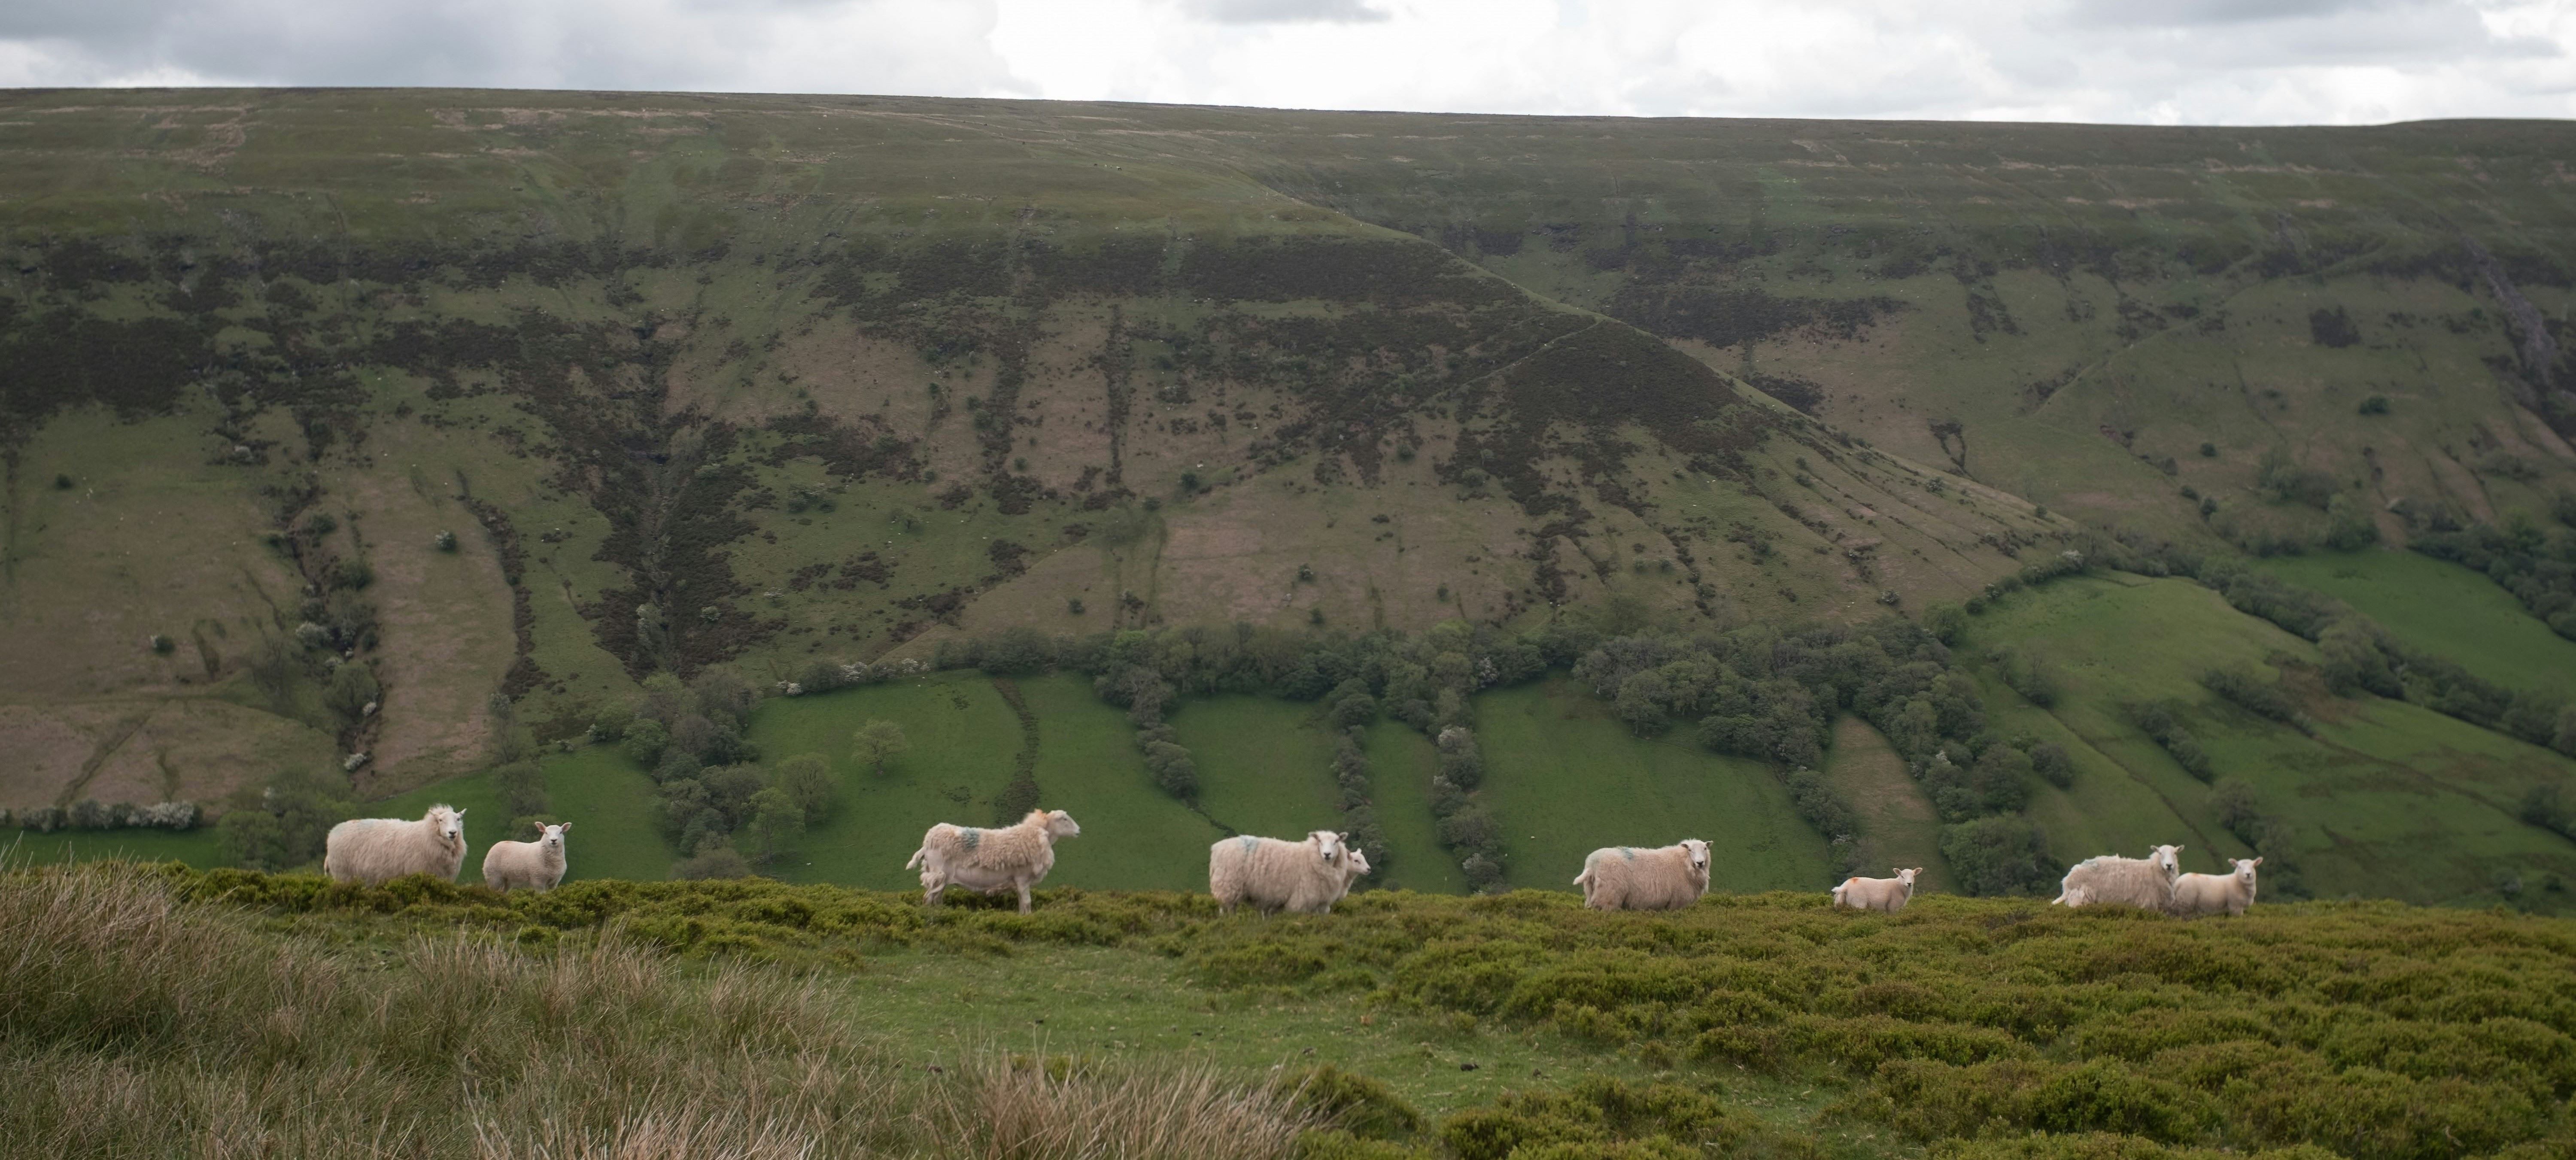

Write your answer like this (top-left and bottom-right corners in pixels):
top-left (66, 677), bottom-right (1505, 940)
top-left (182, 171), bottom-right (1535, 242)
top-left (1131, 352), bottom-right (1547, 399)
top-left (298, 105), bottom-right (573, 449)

top-left (1016, 879), bottom-right (1033, 915)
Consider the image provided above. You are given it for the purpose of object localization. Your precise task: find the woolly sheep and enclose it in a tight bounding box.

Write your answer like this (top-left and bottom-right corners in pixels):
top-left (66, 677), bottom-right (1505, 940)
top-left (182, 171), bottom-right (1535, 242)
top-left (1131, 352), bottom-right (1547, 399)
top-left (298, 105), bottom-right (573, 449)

top-left (480, 822), bottom-right (572, 893)
top-left (906, 808), bottom-right (1081, 914)
top-left (1832, 867), bottom-right (1924, 913)
top-left (2170, 856), bottom-right (2262, 917)
top-left (1209, 830), bottom-right (1354, 915)
top-left (323, 804), bottom-right (467, 886)
top-left (2052, 844), bottom-right (2183, 910)
top-left (1572, 839), bottom-right (1712, 911)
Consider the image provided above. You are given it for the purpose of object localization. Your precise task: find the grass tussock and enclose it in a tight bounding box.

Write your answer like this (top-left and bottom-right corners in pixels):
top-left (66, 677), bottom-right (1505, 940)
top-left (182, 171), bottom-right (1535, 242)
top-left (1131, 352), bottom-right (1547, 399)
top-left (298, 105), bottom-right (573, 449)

top-left (0, 864), bottom-right (1308, 1159)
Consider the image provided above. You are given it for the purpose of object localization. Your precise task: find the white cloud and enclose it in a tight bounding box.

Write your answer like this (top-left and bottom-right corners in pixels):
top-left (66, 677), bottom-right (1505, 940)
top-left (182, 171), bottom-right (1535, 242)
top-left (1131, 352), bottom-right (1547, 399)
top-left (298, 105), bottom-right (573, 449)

top-left (0, 0), bottom-right (2569, 125)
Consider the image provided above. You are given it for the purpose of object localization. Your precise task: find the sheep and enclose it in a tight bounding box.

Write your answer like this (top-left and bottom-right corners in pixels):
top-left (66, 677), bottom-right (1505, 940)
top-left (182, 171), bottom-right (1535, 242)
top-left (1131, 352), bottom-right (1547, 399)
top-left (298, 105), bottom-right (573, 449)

top-left (1832, 867), bottom-right (1924, 913)
top-left (323, 804), bottom-right (467, 885)
top-left (906, 808), bottom-right (1081, 914)
top-left (1572, 839), bottom-right (1712, 911)
top-left (481, 822), bottom-right (572, 893)
top-left (2051, 844), bottom-right (2184, 910)
top-left (2170, 856), bottom-right (2262, 917)
top-left (1209, 830), bottom-right (1354, 915)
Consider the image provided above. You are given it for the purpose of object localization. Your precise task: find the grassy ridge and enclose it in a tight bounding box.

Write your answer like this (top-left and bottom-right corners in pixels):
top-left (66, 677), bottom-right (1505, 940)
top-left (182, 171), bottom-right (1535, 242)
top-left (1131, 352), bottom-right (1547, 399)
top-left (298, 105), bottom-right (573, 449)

top-left (30, 861), bottom-right (2576, 1159)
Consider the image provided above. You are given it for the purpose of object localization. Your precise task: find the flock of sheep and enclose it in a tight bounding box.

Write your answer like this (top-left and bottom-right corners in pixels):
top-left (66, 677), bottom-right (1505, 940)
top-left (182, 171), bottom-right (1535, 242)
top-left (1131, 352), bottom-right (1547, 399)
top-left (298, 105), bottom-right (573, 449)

top-left (317, 805), bottom-right (2260, 919)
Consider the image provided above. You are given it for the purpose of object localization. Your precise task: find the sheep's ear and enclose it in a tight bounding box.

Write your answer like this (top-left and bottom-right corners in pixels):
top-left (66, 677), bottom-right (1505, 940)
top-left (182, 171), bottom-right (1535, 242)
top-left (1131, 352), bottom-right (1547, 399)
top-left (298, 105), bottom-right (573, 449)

top-left (558, 823), bottom-right (571, 834)
top-left (2250, 857), bottom-right (2263, 867)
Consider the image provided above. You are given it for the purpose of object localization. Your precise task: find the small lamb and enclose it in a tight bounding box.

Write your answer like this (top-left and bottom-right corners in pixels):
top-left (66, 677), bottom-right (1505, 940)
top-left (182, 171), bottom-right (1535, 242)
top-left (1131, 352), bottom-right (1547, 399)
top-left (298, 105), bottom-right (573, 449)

top-left (2170, 856), bottom-right (2261, 917)
top-left (1832, 867), bottom-right (1924, 913)
top-left (482, 822), bottom-right (572, 893)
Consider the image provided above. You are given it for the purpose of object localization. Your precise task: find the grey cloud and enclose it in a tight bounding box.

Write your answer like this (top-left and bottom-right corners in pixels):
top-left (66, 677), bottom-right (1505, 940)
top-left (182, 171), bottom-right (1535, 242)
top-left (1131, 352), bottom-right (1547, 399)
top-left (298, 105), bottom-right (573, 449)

top-left (1182, 0), bottom-right (1389, 24)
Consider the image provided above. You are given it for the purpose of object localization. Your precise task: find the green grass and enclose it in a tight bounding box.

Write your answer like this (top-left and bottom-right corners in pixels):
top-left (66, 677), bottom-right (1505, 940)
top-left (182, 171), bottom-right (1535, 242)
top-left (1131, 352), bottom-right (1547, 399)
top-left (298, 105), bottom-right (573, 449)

top-left (1473, 677), bottom-right (1835, 893)
top-left (539, 746), bottom-right (670, 883)
top-left (751, 671), bottom-right (1027, 890)
top-left (1170, 695), bottom-right (1343, 840)
top-left (1964, 571), bottom-right (2576, 908)
top-left (1357, 722), bottom-right (1467, 894)
top-left (2260, 548), bottom-right (2576, 697)
top-left (57, 862), bottom-right (2576, 1160)
top-left (1818, 716), bottom-right (1951, 890)
top-left (1016, 673), bottom-right (1221, 893)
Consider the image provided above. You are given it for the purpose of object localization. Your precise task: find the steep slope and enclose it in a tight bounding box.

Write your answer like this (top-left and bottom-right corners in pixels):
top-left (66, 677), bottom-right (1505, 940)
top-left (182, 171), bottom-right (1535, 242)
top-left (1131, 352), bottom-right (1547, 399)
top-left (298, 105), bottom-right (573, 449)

top-left (1253, 116), bottom-right (2576, 546)
top-left (0, 90), bottom-right (2047, 804)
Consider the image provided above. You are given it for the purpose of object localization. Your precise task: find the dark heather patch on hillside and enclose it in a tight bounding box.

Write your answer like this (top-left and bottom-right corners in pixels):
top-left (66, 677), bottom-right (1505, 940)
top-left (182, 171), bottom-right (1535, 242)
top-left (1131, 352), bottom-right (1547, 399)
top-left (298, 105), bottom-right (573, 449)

top-left (1740, 371), bottom-right (1826, 416)
top-left (1024, 235), bottom-right (1175, 297)
top-left (1601, 284), bottom-right (1902, 349)
top-left (1178, 236), bottom-right (1515, 307)
top-left (0, 313), bottom-right (216, 431)
top-left (589, 427), bottom-right (768, 679)
top-left (760, 410), bottom-right (918, 482)
top-left (2309, 307), bottom-right (2360, 349)
top-left (1453, 323), bottom-right (1769, 522)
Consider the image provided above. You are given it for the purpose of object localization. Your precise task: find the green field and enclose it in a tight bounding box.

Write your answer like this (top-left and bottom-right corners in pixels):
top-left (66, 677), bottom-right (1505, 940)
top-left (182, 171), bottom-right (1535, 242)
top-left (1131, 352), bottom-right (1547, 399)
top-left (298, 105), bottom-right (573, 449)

top-left (1171, 695), bottom-right (1344, 841)
top-left (1475, 678), bottom-right (1835, 893)
top-left (1817, 716), bottom-right (1951, 891)
top-left (2260, 549), bottom-right (2576, 697)
top-left (1962, 571), bottom-right (2576, 906)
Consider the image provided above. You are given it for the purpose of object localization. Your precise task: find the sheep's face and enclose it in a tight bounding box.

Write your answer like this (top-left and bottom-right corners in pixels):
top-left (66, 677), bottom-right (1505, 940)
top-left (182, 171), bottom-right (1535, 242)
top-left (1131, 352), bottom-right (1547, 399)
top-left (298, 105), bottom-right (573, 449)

top-left (2231, 857), bottom-right (2262, 884)
top-left (430, 806), bottom-right (465, 844)
top-left (2149, 844), bottom-right (2184, 877)
top-left (1309, 830), bottom-right (1344, 865)
top-left (1895, 867), bottom-right (1922, 887)
top-left (1681, 839), bottom-right (1711, 873)
top-left (1045, 810), bottom-right (1081, 839)
top-left (1345, 847), bottom-right (1372, 878)
top-left (541, 823), bottom-right (570, 852)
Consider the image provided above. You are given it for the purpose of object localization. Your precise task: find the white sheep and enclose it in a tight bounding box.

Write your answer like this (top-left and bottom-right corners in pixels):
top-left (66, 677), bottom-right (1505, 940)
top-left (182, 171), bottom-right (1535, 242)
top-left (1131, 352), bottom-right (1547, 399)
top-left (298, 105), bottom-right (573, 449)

top-left (1832, 867), bottom-right (1924, 913)
top-left (2170, 856), bottom-right (2262, 917)
top-left (481, 822), bottom-right (572, 893)
top-left (1572, 839), bottom-right (1712, 911)
top-left (906, 808), bottom-right (1081, 914)
top-left (323, 804), bottom-right (467, 885)
top-left (1209, 830), bottom-right (1354, 915)
top-left (2052, 844), bottom-right (2183, 910)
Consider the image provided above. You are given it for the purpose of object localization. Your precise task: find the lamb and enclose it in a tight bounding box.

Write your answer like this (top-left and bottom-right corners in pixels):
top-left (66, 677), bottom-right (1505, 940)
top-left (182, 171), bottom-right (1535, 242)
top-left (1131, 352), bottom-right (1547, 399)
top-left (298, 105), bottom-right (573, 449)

top-left (1832, 867), bottom-right (1924, 913)
top-left (323, 804), bottom-right (467, 886)
top-left (1572, 839), bottom-right (1712, 911)
top-left (906, 808), bottom-right (1081, 914)
top-left (480, 822), bottom-right (572, 893)
top-left (2051, 844), bottom-right (2184, 910)
top-left (1209, 830), bottom-right (1355, 915)
top-left (2170, 857), bottom-right (2262, 917)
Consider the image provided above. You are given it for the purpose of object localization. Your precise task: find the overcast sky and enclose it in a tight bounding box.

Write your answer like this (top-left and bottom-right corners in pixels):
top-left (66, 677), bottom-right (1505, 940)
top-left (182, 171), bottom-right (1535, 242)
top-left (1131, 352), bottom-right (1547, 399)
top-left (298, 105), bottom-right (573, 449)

top-left (3, 0), bottom-right (2572, 125)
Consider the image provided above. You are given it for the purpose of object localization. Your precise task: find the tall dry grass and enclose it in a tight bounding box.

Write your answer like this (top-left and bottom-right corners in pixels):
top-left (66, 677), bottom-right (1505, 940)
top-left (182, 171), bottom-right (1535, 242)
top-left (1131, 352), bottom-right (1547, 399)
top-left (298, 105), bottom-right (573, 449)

top-left (0, 864), bottom-right (1310, 1159)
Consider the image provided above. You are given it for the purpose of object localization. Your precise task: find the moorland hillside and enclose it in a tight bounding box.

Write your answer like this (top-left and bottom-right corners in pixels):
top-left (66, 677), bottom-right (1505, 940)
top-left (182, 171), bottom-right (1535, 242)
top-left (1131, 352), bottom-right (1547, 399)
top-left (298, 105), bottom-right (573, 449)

top-left (2, 91), bottom-right (2573, 905)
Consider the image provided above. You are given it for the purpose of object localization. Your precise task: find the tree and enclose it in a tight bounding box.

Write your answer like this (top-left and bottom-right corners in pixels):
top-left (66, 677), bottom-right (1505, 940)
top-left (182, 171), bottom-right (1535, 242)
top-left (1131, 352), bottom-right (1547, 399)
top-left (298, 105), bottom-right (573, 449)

top-left (851, 720), bottom-right (908, 775)
top-left (739, 787), bottom-right (806, 866)
top-left (774, 753), bottom-right (838, 820)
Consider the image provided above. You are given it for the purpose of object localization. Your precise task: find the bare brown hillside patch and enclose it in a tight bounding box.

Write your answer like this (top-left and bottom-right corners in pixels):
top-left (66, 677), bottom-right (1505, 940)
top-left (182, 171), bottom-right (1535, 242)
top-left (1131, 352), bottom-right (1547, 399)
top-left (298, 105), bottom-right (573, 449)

top-left (331, 455), bottom-right (516, 795)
